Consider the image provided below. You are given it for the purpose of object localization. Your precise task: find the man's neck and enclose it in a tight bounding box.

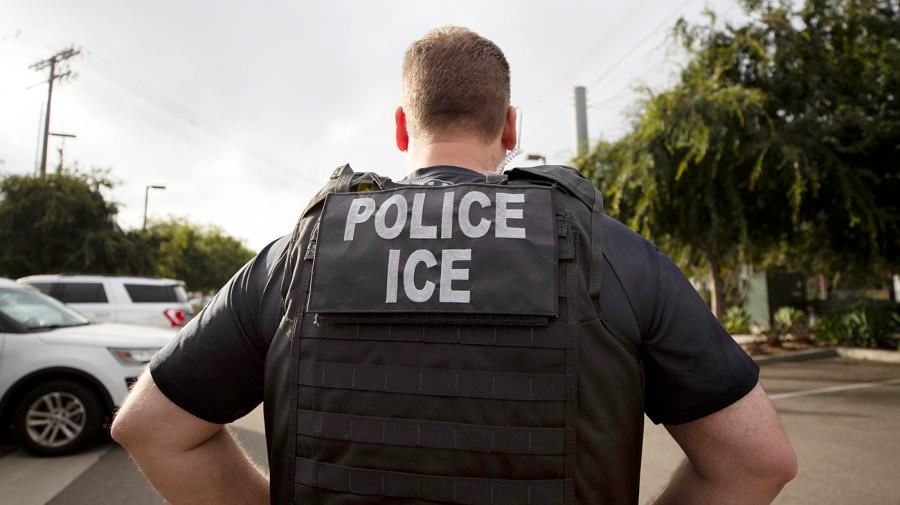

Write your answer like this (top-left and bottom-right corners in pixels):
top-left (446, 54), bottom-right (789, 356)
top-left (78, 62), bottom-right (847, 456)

top-left (406, 138), bottom-right (506, 175)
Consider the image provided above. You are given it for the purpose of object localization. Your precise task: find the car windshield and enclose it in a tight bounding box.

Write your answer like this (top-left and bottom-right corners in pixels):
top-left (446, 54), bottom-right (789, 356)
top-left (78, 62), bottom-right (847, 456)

top-left (0, 287), bottom-right (90, 330)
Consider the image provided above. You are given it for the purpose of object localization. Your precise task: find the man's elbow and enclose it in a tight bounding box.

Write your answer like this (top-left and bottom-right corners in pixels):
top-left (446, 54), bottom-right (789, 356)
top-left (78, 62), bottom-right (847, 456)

top-left (772, 443), bottom-right (799, 487)
top-left (110, 372), bottom-right (155, 450)
top-left (110, 400), bottom-right (140, 449)
top-left (753, 439), bottom-right (798, 493)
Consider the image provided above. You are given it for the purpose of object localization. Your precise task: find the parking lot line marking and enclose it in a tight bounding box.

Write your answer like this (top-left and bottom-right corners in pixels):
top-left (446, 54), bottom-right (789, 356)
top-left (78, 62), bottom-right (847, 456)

top-left (768, 378), bottom-right (900, 401)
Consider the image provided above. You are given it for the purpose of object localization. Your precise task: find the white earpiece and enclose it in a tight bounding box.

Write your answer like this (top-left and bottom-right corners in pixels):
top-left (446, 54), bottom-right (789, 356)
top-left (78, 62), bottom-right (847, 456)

top-left (494, 107), bottom-right (524, 174)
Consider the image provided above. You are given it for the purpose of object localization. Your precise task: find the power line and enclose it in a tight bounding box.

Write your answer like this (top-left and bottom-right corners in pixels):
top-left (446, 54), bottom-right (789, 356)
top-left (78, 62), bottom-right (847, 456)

top-left (603, 93), bottom-right (638, 108)
top-left (532, 0), bottom-right (748, 159)
top-left (586, 0), bottom-right (697, 93)
top-left (588, 0), bottom-right (745, 102)
top-left (531, 0), bottom-right (655, 108)
top-left (8, 30), bottom-right (329, 188)
top-left (81, 50), bottom-right (316, 188)
top-left (527, 0), bottom-right (700, 150)
top-left (0, 24), bottom-right (71, 48)
top-left (524, 0), bottom-right (657, 145)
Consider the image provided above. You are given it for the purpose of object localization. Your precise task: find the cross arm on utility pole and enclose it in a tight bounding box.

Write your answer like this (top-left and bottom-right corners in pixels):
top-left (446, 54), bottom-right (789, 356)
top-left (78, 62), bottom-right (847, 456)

top-left (29, 48), bottom-right (80, 71)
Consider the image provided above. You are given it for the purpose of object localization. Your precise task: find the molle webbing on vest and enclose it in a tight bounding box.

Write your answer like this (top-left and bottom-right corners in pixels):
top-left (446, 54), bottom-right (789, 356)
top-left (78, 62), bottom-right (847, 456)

top-left (561, 257), bottom-right (579, 504)
top-left (314, 313), bottom-right (550, 327)
top-left (297, 360), bottom-right (566, 401)
top-left (295, 458), bottom-right (567, 505)
top-left (299, 316), bottom-right (569, 349)
top-left (296, 410), bottom-right (568, 455)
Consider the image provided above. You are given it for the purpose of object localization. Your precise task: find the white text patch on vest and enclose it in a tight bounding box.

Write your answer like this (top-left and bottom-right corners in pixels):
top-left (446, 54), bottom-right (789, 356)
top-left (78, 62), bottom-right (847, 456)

top-left (343, 190), bottom-right (526, 241)
top-left (308, 185), bottom-right (557, 315)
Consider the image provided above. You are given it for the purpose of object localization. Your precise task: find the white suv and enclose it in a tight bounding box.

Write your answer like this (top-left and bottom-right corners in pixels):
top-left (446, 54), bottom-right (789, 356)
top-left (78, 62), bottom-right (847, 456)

top-left (0, 279), bottom-right (174, 455)
top-left (18, 275), bottom-right (194, 329)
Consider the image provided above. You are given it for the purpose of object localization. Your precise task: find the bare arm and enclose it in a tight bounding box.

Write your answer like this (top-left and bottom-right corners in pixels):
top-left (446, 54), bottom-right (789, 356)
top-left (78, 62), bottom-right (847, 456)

top-left (111, 371), bottom-right (269, 505)
top-left (652, 382), bottom-right (797, 505)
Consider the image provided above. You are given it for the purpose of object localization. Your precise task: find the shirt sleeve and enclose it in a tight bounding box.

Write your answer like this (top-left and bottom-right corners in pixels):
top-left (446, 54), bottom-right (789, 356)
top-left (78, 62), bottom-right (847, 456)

top-left (641, 250), bottom-right (759, 425)
top-left (149, 236), bottom-right (290, 424)
top-left (599, 217), bottom-right (758, 425)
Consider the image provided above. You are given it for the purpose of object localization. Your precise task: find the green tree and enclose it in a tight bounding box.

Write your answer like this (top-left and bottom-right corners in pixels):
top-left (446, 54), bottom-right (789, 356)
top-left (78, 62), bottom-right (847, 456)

top-left (578, 0), bottom-right (899, 317)
top-left (142, 218), bottom-right (254, 293)
top-left (682, 0), bottom-right (900, 279)
top-left (578, 34), bottom-right (778, 317)
top-left (0, 168), bottom-right (147, 278)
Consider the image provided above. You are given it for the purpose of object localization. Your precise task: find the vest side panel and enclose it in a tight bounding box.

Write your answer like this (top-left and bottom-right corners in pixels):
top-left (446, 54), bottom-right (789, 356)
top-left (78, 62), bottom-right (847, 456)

top-left (559, 189), bottom-right (645, 505)
top-left (265, 210), bottom-right (321, 505)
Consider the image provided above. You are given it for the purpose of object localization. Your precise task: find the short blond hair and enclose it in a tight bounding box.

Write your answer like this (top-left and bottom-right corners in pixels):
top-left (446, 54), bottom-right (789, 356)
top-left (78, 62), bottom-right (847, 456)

top-left (401, 26), bottom-right (511, 143)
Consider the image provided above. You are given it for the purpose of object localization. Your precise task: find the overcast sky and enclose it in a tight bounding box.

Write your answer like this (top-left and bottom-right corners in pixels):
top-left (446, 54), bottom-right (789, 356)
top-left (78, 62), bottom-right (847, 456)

top-left (1, 0), bottom-right (745, 252)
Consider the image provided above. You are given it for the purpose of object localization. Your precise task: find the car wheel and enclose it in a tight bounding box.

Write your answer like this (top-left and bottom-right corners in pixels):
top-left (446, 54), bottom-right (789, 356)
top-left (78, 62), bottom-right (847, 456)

top-left (12, 381), bottom-right (104, 456)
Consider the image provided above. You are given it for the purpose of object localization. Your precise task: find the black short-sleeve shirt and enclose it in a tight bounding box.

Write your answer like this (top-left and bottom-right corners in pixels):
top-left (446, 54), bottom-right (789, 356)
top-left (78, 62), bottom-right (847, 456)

top-left (150, 166), bottom-right (758, 426)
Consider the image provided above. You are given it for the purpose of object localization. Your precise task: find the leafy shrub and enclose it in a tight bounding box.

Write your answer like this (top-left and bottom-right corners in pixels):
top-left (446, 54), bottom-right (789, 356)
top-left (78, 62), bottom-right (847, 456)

top-left (773, 307), bottom-right (811, 341)
top-left (813, 305), bottom-right (900, 349)
top-left (722, 306), bottom-right (752, 334)
top-left (764, 306), bottom-right (810, 346)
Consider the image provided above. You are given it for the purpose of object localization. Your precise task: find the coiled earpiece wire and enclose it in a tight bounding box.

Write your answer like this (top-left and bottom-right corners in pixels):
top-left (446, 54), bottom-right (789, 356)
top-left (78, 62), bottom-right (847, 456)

top-left (494, 107), bottom-right (524, 174)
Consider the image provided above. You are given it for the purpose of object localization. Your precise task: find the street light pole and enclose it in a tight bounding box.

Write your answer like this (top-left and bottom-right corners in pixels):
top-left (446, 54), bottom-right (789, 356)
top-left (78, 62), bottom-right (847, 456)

top-left (143, 185), bottom-right (166, 230)
top-left (526, 153), bottom-right (547, 165)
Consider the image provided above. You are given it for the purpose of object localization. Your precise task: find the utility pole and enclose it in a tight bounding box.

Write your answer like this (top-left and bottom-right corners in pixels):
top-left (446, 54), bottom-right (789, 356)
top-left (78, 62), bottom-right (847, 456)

top-left (30, 47), bottom-right (80, 177)
top-left (574, 86), bottom-right (588, 155)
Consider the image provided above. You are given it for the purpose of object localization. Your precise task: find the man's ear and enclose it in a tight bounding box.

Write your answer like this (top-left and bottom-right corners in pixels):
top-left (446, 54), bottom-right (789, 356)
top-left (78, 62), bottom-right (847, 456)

top-left (501, 105), bottom-right (517, 150)
top-left (395, 106), bottom-right (409, 152)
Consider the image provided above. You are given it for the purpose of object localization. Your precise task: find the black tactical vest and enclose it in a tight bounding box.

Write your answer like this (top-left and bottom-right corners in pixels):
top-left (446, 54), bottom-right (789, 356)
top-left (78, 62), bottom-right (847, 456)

top-left (264, 165), bottom-right (645, 505)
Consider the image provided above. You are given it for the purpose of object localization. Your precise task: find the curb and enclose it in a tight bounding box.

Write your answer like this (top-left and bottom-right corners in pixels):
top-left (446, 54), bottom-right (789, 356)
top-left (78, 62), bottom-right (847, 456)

top-left (751, 347), bottom-right (900, 365)
top-left (835, 347), bottom-right (900, 364)
top-left (752, 348), bottom-right (839, 365)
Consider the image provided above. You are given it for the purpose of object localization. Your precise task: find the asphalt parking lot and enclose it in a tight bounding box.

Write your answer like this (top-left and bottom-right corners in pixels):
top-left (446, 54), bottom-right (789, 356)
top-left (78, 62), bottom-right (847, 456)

top-left (641, 356), bottom-right (900, 504)
top-left (1, 356), bottom-right (898, 505)
top-left (758, 358), bottom-right (900, 504)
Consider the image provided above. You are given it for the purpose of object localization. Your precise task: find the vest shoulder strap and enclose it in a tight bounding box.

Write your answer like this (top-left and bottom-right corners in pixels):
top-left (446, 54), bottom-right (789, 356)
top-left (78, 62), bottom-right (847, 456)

top-left (300, 164), bottom-right (397, 218)
top-left (507, 164), bottom-right (605, 308)
top-left (283, 165), bottom-right (396, 309)
top-left (506, 165), bottom-right (597, 210)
